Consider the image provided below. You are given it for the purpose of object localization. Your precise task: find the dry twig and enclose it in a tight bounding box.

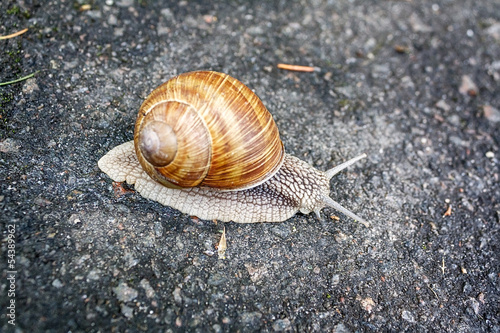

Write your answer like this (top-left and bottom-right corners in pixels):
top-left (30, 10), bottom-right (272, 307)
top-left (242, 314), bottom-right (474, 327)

top-left (277, 63), bottom-right (316, 72)
top-left (0, 28), bottom-right (28, 40)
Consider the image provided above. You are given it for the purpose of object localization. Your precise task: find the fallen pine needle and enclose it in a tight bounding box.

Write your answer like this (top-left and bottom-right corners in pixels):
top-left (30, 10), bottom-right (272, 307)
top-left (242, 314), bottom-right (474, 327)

top-left (0, 71), bottom-right (39, 86)
top-left (0, 28), bottom-right (28, 40)
top-left (217, 227), bottom-right (227, 259)
top-left (277, 63), bottom-right (316, 72)
top-left (443, 205), bottom-right (452, 217)
top-left (428, 286), bottom-right (439, 300)
top-left (79, 4), bottom-right (92, 11)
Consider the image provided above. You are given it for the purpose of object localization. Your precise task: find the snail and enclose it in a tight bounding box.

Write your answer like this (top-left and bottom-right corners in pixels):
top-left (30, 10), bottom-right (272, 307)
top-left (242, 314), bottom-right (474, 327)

top-left (98, 71), bottom-right (369, 226)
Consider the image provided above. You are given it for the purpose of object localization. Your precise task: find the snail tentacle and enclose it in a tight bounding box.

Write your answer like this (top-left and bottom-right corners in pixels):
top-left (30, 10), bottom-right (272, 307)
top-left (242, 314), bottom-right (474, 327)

top-left (320, 195), bottom-right (370, 227)
top-left (325, 153), bottom-right (367, 180)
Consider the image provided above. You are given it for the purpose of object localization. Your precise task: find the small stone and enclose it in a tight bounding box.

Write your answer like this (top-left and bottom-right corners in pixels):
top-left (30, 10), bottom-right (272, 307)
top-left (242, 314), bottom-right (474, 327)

top-left (123, 252), bottom-right (139, 269)
top-left (77, 254), bottom-right (91, 265)
top-left (270, 225), bottom-right (291, 238)
top-left (108, 14), bottom-right (118, 25)
top-left (157, 25), bottom-right (170, 36)
top-left (459, 75), bottom-right (478, 96)
top-left (401, 76), bottom-right (415, 89)
top-left (360, 298), bottom-right (375, 313)
top-left (86, 269), bottom-right (101, 281)
top-left (207, 273), bottom-right (228, 286)
top-left (0, 138), bottom-right (20, 153)
top-left (140, 279), bottom-right (156, 298)
top-left (409, 13), bottom-right (432, 32)
top-left (63, 60), bottom-right (79, 70)
top-left (176, 237), bottom-right (185, 250)
top-left (333, 323), bottom-right (350, 333)
top-left (334, 232), bottom-right (348, 242)
top-left (486, 23), bottom-right (500, 41)
top-left (22, 78), bottom-right (40, 94)
top-left (478, 292), bottom-right (485, 304)
top-left (117, 0), bottom-right (134, 6)
top-left (483, 105), bottom-right (500, 123)
top-left (247, 25), bottom-right (264, 35)
top-left (50, 60), bottom-right (61, 69)
top-left (113, 282), bottom-right (138, 302)
top-left (371, 64), bottom-right (391, 78)
top-left (52, 279), bottom-right (63, 288)
top-left (86, 10), bottom-right (102, 19)
top-left (34, 197), bottom-right (52, 206)
top-left (114, 28), bottom-right (124, 37)
top-left (435, 100), bottom-right (451, 112)
top-left (463, 282), bottom-right (473, 294)
top-left (154, 221), bottom-right (164, 237)
top-left (335, 86), bottom-right (355, 98)
top-left (161, 8), bottom-right (174, 19)
top-left (469, 298), bottom-right (480, 315)
top-left (245, 263), bottom-right (268, 283)
top-left (239, 311), bottom-right (262, 325)
top-left (272, 318), bottom-right (291, 331)
top-left (173, 287), bottom-right (182, 304)
top-left (402, 310), bottom-right (416, 323)
top-left (121, 304), bottom-right (134, 318)
top-left (448, 114), bottom-right (460, 127)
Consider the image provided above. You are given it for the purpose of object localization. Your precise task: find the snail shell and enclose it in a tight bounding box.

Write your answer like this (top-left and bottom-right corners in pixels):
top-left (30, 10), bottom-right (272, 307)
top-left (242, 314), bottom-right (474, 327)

top-left (134, 71), bottom-right (284, 190)
top-left (98, 71), bottom-right (368, 225)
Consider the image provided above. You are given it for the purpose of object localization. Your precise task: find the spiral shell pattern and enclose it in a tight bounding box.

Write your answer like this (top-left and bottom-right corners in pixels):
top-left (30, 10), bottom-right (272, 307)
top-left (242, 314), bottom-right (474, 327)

top-left (134, 71), bottom-right (285, 190)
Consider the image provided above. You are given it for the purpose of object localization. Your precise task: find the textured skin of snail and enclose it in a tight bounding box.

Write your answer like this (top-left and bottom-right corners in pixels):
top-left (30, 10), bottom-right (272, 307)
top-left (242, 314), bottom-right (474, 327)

top-left (98, 141), bottom-right (367, 224)
top-left (98, 72), bottom-right (368, 226)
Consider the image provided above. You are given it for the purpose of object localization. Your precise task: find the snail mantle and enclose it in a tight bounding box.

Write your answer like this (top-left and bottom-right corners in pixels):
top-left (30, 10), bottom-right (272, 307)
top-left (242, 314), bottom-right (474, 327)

top-left (98, 71), bottom-right (368, 225)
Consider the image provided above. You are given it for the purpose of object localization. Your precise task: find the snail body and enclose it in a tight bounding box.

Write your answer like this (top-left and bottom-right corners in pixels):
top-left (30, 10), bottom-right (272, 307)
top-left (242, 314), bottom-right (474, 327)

top-left (98, 71), bottom-right (368, 225)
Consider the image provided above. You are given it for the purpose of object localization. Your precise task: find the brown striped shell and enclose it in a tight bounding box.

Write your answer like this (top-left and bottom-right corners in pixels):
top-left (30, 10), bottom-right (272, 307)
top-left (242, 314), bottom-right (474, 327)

top-left (134, 71), bottom-right (285, 191)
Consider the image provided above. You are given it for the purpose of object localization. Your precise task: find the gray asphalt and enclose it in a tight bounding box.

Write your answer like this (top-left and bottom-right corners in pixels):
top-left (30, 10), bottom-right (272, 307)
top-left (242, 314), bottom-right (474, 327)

top-left (1, 0), bottom-right (499, 332)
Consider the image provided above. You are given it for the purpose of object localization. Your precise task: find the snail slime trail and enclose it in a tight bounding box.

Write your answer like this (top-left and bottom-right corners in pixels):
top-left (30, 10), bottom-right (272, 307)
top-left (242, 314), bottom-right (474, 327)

top-left (98, 71), bottom-right (369, 225)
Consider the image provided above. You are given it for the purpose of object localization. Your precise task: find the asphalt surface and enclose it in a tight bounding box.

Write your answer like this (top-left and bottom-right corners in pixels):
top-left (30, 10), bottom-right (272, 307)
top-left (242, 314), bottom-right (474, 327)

top-left (1, 0), bottom-right (499, 332)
